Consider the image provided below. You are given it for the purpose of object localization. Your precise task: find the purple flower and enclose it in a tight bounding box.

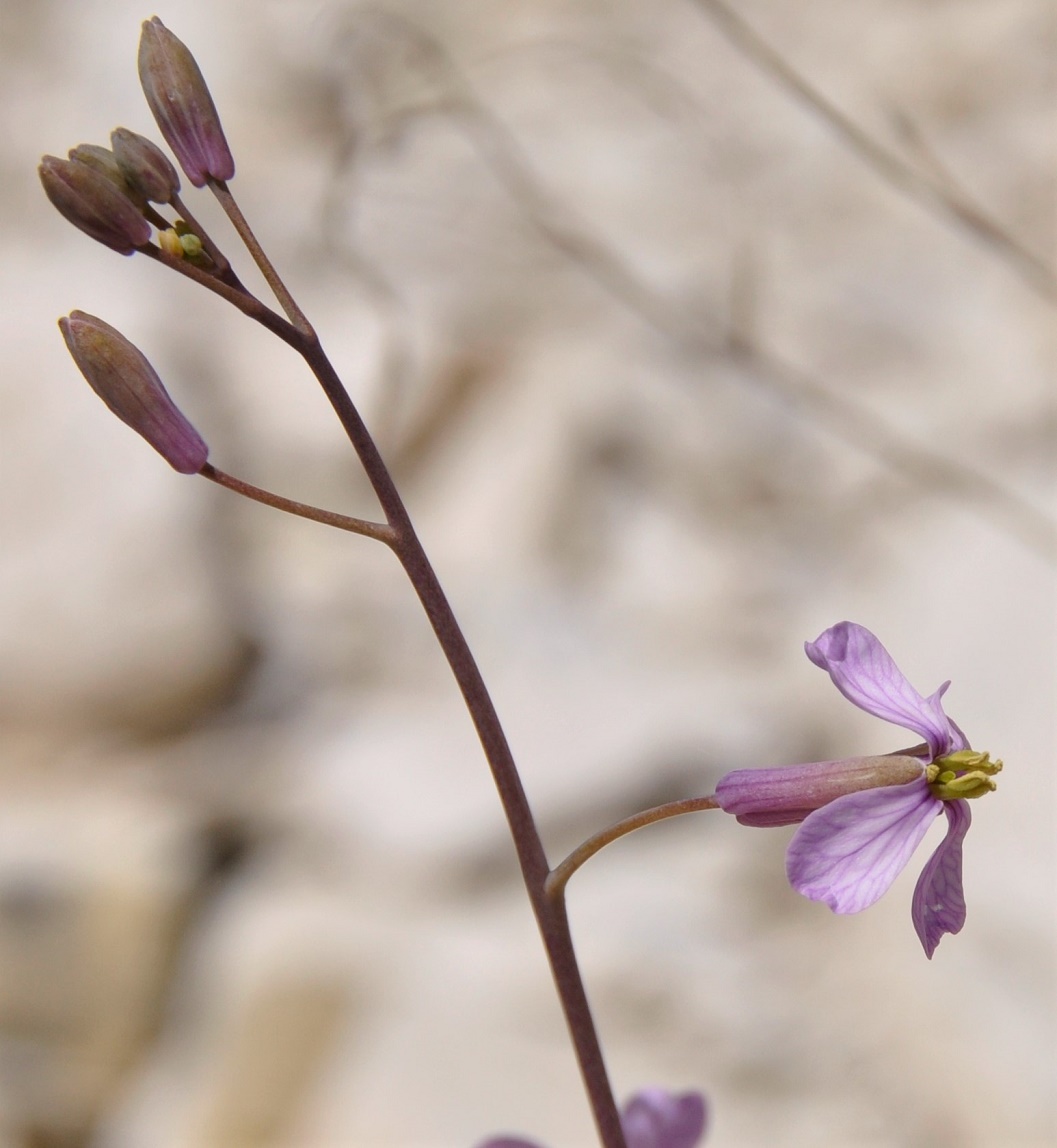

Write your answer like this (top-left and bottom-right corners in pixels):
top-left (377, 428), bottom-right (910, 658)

top-left (716, 622), bottom-right (1000, 957)
top-left (476, 1087), bottom-right (707, 1148)
top-left (621, 1088), bottom-right (707, 1148)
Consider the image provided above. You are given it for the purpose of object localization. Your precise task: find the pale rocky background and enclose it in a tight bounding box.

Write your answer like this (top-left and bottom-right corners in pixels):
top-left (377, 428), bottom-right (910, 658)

top-left (1, 1), bottom-right (1054, 1146)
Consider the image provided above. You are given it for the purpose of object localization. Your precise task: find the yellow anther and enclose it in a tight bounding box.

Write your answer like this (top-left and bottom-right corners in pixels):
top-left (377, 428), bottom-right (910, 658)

top-left (158, 227), bottom-right (184, 258)
top-left (928, 749), bottom-right (1002, 801)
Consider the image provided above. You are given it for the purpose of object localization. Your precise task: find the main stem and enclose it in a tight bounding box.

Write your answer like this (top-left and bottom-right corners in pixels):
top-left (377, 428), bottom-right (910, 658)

top-left (297, 336), bottom-right (627, 1147)
top-left (182, 191), bottom-right (625, 1142)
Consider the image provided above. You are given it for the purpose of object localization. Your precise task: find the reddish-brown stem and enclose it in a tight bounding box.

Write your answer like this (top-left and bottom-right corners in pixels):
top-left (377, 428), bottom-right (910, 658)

top-left (298, 338), bottom-right (628, 1148)
top-left (140, 191), bottom-right (628, 1146)
top-left (547, 796), bottom-right (720, 901)
top-left (138, 243), bottom-right (300, 344)
top-left (199, 464), bottom-right (394, 543)
top-left (169, 190), bottom-right (244, 290)
top-left (208, 179), bottom-right (315, 336)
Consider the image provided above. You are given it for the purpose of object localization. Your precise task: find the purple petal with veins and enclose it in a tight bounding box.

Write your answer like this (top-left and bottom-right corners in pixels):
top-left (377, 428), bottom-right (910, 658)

top-left (805, 622), bottom-right (964, 759)
top-left (912, 799), bottom-right (971, 958)
top-left (787, 777), bottom-right (943, 913)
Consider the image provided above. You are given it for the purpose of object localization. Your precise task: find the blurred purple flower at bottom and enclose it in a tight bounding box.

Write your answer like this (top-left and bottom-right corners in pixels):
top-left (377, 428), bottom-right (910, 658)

top-left (622, 1088), bottom-right (707, 1148)
top-left (477, 1086), bottom-right (707, 1148)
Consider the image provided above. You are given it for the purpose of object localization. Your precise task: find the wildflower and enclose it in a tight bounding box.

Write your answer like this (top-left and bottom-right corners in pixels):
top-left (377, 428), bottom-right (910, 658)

top-left (59, 311), bottom-right (208, 473)
top-left (137, 17), bottom-right (234, 187)
top-left (621, 1088), bottom-right (707, 1148)
top-left (39, 154), bottom-right (151, 254)
top-left (716, 622), bottom-right (1000, 957)
top-left (476, 1087), bottom-right (707, 1148)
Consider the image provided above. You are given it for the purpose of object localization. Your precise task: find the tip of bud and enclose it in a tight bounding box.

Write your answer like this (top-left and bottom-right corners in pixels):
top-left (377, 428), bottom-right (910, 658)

top-left (110, 127), bottom-right (181, 203)
top-left (59, 311), bottom-right (208, 473)
top-left (39, 154), bottom-right (152, 254)
top-left (137, 18), bottom-right (235, 188)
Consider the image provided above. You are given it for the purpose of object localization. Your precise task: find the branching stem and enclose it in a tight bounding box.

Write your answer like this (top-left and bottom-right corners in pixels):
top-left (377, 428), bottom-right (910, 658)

top-left (209, 179), bottom-right (315, 336)
top-left (199, 464), bottom-right (394, 543)
top-left (547, 796), bottom-right (719, 901)
top-left (297, 330), bottom-right (629, 1148)
top-left (179, 185), bottom-right (629, 1147)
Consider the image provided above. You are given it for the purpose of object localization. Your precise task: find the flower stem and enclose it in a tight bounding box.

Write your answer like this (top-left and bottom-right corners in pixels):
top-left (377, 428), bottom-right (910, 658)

top-left (199, 463), bottom-right (395, 543)
top-left (547, 796), bottom-right (720, 901)
top-left (139, 243), bottom-right (300, 343)
top-left (208, 178), bottom-right (315, 336)
top-left (186, 186), bottom-right (629, 1147)
top-left (170, 190), bottom-right (242, 289)
top-left (299, 336), bottom-right (628, 1148)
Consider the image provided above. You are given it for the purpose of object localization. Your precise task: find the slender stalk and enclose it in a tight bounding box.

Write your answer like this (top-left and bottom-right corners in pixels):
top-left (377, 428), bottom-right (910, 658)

top-left (139, 243), bottom-right (300, 344)
top-left (299, 338), bottom-right (628, 1147)
top-left (170, 190), bottom-right (244, 291)
top-left (208, 179), bottom-right (315, 335)
top-left (147, 183), bottom-right (629, 1146)
top-left (199, 463), bottom-right (394, 543)
top-left (547, 796), bottom-right (719, 901)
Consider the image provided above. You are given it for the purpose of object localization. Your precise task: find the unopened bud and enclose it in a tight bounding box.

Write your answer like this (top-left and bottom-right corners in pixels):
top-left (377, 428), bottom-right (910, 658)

top-left (110, 127), bottom-right (181, 204)
top-left (179, 231), bottom-right (204, 258)
top-left (39, 155), bottom-right (152, 254)
top-left (59, 311), bottom-right (208, 474)
top-left (67, 143), bottom-right (132, 191)
top-left (137, 18), bottom-right (234, 188)
top-left (716, 754), bottom-right (926, 827)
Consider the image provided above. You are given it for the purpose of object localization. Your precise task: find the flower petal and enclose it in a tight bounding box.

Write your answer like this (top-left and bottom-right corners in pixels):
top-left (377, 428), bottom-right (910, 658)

top-left (622, 1088), bottom-right (708, 1148)
top-left (805, 622), bottom-right (962, 759)
top-left (787, 777), bottom-right (942, 913)
top-left (912, 799), bottom-right (971, 959)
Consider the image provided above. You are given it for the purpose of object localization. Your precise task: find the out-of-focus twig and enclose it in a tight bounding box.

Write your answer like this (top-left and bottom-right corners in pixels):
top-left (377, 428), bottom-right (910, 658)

top-left (323, 8), bottom-right (1057, 562)
top-left (727, 342), bottom-right (1057, 561)
top-left (691, 0), bottom-right (1057, 301)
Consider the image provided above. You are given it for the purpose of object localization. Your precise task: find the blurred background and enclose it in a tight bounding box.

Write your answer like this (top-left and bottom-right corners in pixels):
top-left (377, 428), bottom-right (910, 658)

top-left (1, 1), bottom-right (1054, 1145)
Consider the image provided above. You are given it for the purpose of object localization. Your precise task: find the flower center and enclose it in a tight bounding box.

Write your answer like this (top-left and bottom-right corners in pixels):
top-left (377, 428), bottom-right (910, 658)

top-left (927, 749), bottom-right (1002, 801)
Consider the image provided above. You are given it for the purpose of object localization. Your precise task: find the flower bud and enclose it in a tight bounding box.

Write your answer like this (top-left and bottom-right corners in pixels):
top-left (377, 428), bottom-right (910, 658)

top-left (110, 127), bottom-right (181, 204)
top-left (39, 155), bottom-right (152, 254)
top-left (59, 311), bottom-right (208, 474)
top-left (137, 18), bottom-right (234, 188)
top-left (715, 754), bottom-right (925, 827)
top-left (67, 143), bottom-right (130, 189)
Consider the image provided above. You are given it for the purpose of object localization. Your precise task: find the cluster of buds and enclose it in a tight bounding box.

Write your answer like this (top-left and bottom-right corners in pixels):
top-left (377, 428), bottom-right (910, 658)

top-left (39, 18), bottom-right (231, 260)
top-left (40, 18), bottom-right (231, 469)
top-left (39, 142), bottom-right (155, 255)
